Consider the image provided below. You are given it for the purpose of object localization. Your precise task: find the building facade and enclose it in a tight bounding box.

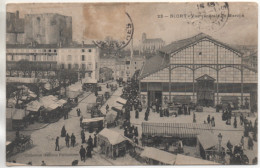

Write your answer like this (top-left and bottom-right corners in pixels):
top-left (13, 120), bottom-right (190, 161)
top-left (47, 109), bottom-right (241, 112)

top-left (57, 43), bottom-right (100, 82)
top-left (6, 43), bottom-right (100, 82)
top-left (139, 33), bottom-right (257, 109)
top-left (100, 57), bottom-right (117, 80)
top-left (6, 43), bottom-right (58, 78)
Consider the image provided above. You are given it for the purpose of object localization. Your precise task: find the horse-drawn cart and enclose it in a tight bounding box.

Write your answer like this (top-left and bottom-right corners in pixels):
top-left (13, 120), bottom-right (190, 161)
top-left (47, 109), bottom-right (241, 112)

top-left (6, 135), bottom-right (33, 158)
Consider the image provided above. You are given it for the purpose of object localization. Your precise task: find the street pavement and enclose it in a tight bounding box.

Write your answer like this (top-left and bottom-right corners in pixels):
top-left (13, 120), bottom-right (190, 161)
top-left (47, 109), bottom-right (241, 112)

top-left (7, 82), bottom-right (258, 165)
top-left (8, 81), bottom-right (141, 166)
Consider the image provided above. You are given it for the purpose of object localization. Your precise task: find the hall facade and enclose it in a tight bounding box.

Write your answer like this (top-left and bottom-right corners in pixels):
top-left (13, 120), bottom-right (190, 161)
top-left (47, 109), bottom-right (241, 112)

top-left (138, 33), bottom-right (257, 109)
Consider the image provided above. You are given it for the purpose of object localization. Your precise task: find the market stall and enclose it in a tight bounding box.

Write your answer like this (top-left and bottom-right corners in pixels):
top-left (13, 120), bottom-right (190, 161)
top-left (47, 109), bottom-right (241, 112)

top-left (142, 122), bottom-right (212, 146)
top-left (6, 108), bottom-right (30, 130)
top-left (105, 109), bottom-right (118, 128)
top-left (98, 128), bottom-right (128, 159)
top-left (140, 147), bottom-right (176, 165)
top-left (82, 78), bottom-right (98, 92)
top-left (174, 154), bottom-right (219, 165)
top-left (82, 117), bottom-right (104, 132)
top-left (26, 100), bottom-right (44, 122)
top-left (196, 132), bottom-right (226, 161)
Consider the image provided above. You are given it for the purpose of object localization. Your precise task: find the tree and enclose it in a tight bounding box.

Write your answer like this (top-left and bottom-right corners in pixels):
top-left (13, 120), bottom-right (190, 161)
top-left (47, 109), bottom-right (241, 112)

top-left (16, 59), bottom-right (34, 77)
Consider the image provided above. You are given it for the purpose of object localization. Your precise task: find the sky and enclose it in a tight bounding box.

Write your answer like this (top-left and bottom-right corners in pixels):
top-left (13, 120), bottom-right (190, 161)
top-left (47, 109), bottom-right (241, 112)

top-left (7, 2), bottom-right (258, 48)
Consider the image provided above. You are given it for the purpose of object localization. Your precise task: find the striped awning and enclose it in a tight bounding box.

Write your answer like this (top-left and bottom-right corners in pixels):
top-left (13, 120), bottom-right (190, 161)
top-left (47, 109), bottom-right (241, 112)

top-left (142, 122), bottom-right (212, 138)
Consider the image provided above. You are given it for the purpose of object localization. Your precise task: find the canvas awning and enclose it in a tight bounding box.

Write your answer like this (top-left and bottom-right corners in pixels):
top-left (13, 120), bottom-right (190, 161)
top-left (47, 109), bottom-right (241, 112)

top-left (26, 100), bottom-right (43, 112)
top-left (106, 110), bottom-right (117, 123)
top-left (142, 122), bottom-right (212, 138)
top-left (140, 147), bottom-right (176, 165)
top-left (82, 117), bottom-right (104, 123)
top-left (116, 97), bottom-right (127, 105)
top-left (98, 128), bottom-right (127, 145)
top-left (46, 103), bottom-right (60, 111)
top-left (197, 132), bottom-right (218, 150)
top-left (175, 154), bottom-right (219, 165)
top-left (57, 99), bottom-right (67, 106)
top-left (6, 108), bottom-right (29, 120)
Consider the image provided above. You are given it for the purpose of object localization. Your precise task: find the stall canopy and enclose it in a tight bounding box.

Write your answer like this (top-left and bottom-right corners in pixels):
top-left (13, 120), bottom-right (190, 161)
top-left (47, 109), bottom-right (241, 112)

top-left (98, 128), bottom-right (127, 145)
top-left (82, 117), bottom-right (104, 124)
top-left (105, 110), bottom-right (117, 124)
top-left (140, 147), bottom-right (177, 165)
top-left (142, 122), bottom-right (212, 138)
top-left (46, 103), bottom-right (60, 111)
top-left (6, 108), bottom-right (29, 120)
top-left (39, 95), bottom-right (59, 108)
top-left (197, 132), bottom-right (218, 150)
top-left (26, 100), bottom-right (43, 112)
top-left (116, 97), bottom-right (127, 105)
top-left (82, 77), bottom-right (97, 84)
top-left (175, 154), bottom-right (219, 165)
top-left (57, 99), bottom-right (67, 106)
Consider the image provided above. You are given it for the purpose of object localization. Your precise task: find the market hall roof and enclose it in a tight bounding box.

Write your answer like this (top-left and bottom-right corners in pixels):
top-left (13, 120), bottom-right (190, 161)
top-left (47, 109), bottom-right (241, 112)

top-left (159, 33), bottom-right (243, 55)
top-left (138, 53), bottom-right (169, 79)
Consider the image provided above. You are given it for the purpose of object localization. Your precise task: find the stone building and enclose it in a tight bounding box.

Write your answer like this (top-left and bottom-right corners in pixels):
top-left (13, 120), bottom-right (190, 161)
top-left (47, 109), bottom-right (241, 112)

top-left (24, 13), bottom-right (72, 45)
top-left (140, 33), bottom-right (165, 54)
top-left (57, 43), bottom-right (100, 82)
top-left (139, 33), bottom-right (257, 109)
top-left (6, 11), bottom-right (25, 44)
top-left (6, 11), bottom-right (72, 45)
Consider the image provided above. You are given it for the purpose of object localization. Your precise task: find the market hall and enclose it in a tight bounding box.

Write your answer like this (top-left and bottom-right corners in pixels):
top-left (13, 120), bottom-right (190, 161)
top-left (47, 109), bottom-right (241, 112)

top-left (138, 33), bottom-right (257, 109)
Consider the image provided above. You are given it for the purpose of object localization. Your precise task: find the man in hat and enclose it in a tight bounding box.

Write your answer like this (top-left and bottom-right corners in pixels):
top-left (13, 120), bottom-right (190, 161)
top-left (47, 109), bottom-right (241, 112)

top-left (65, 133), bottom-right (70, 148)
top-left (79, 145), bottom-right (86, 162)
top-left (55, 137), bottom-right (59, 151)
top-left (71, 133), bottom-right (76, 147)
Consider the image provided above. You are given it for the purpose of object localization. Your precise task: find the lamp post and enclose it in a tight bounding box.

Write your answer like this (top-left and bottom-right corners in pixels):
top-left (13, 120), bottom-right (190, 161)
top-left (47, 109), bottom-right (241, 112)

top-left (217, 133), bottom-right (223, 162)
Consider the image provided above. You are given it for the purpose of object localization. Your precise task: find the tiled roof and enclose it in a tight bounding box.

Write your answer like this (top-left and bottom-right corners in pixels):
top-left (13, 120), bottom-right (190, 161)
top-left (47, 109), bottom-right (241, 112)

top-left (138, 53), bottom-right (169, 80)
top-left (160, 33), bottom-right (242, 55)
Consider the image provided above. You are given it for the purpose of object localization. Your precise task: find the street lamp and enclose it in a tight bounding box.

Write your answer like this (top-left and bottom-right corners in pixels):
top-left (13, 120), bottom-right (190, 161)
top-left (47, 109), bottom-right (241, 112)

top-left (217, 133), bottom-right (223, 162)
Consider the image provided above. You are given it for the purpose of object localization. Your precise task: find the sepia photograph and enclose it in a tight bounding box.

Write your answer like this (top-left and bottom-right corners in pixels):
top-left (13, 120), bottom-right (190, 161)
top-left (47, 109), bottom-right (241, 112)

top-left (5, 2), bottom-right (258, 166)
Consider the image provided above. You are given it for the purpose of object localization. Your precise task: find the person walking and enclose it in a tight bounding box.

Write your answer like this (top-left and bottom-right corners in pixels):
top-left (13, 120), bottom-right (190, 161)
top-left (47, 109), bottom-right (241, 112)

top-left (211, 116), bottom-right (215, 127)
top-left (248, 136), bottom-right (254, 150)
top-left (79, 145), bottom-right (86, 162)
top-left (77, 108), bottom-right (81, 117)
top-left (241, 136), bottom-right (244, 150)
top-left (81, 131), bottom-right (85, 144)
top-left (93, 134), bottom-right (97, 148)
top-left (86, 145), bottom-right (92, 158)
top-left (41, 161), bottom-right (46, 166)
top-left (207, 115), bottom-right (211, 124)
top-left (61, 126), bottom-right (66, 137)
top-left (234, 116), bottom-right (237, 128)
top-left (65, 133), bottom-right (70, 148)
top-left (87, 135), bottom-right (93, 151)
top-left (193, 112), bottom-right (196, 123)
top-left (135, 110), bottom-right (139, 119)
top-left (55, 137), bottom-right (60, 151)
top-left (71, 133), bottom-right (76, 147)
top-left (240, 113), bottom-right (244, 125)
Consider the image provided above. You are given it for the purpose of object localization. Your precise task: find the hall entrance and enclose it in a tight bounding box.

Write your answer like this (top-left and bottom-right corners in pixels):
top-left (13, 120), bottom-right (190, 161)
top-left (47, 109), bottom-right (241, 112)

top-left (196, 74), bottom-right (215, 107)
top-left (148, 91), bottom-right (162, 107)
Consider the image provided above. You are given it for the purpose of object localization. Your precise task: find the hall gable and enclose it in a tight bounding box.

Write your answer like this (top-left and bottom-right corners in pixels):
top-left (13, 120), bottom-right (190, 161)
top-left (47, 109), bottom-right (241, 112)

top-left (169, 36), bottom-right (242, 65)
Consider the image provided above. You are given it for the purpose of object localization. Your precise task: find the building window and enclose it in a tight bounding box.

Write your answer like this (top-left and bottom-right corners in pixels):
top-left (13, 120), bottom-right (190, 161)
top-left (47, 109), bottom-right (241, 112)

top-left (49, 49), bottom-right (51, 52)
top-left (82, 49), bottom-right (85, 52)
top-left (88, 63), bottom-right (92, 69)
top-left (82, 55), bottom-right (85, 61)
top-left (82, 64), bottom-right (86, 69)
top-left (68, 64), bottom-right (72, 69)
top-left (11, 55), bottom-right (14, 61)
top-left (135, 62), bottom-right (136, 64)
top-left (49, 64), bottom-right (52, 69)
top-left (88, 73), bottom-right (91, 77)
top-left (67, 55), bottom-right (72, 61)
top-left (88, 49), bottom-right (92, 52)
top-left (54, 49), bottom-right (56, 52)
top-left (61, 64), bottom-right (65, 69)
top-left (74, 64), bottom-right (79, 69)
top-left (34, 55), bottom-right (37, 61)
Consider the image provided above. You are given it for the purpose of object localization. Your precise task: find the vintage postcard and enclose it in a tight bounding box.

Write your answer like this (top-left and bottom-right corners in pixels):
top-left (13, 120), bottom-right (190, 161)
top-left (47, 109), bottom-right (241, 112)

top-left (5, 2), bottom-right (258, 166)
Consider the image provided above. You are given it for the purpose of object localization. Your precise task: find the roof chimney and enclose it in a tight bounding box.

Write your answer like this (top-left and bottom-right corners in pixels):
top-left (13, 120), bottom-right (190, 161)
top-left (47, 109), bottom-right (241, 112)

top-left (16, 11), bottom-right (19, 19)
